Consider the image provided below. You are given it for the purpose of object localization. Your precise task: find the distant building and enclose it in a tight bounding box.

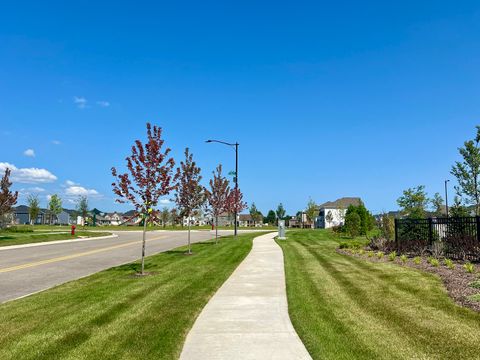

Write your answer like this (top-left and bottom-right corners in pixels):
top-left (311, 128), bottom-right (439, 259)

top-left (316, 197), bottom-right (363, 229)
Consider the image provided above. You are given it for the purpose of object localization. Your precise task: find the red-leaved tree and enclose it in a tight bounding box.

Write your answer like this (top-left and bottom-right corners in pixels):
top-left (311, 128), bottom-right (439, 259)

top-left (205, 164), bottom-right (230, 243)
top-left (174, 148), bottom-right (205, 254)
top-left (0, 168), bottom-right (18, 228)
top-left (111, 123), bottom-right (176, 274)
top-left (226, 188), bottom-right (247, 230)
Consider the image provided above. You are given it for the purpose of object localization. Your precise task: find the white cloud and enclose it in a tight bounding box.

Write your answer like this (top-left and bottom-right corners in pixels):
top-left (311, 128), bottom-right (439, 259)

top-left (29, 187), bottom-right (45, 192)
top-left (65, 180), bottom-right (76, 186)
top-left (0, 162), bottom-right (57, 183)
top-left (65, 185), bottom-right (99, 196)
top-left (96, 100), bottom-right (110, 107)
top-left (159, 199), bottom-right (172, 205)
top-left (24, 149), bottom-right (35, 157)
top-left (73, 96), bottom-right (87, 109)
top-left (52, 140), bottom-right (61, 145)
top-left (46, 194), bottom-right (52, 201)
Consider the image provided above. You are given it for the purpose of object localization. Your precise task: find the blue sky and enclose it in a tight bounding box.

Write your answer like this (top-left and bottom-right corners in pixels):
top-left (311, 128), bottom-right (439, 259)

top-left (1, 1), bottom-right (480, 215)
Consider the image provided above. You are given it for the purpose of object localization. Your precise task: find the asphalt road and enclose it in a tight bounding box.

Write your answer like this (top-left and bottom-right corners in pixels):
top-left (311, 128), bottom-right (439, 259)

top-left (0, 230), bottom-right (252, 304)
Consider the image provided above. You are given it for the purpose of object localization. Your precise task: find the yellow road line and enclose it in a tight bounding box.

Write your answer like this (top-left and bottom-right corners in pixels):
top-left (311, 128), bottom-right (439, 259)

top-left (0, 235), bottom-right (167, 274)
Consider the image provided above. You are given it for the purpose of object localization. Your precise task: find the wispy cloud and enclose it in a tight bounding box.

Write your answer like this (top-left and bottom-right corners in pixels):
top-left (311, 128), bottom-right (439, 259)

top-left (96, 100), bottom-right (110, 107)
top-left (0, 162), bottom-right (57, 184)
top-left (73, 96), bottom-right (87, 109)
top-left (52, 140), bottom-right (61, 145)
top-left (65, 180), bottom-right (76, 186)
top-left (23, 149), bottom-right (35, 157)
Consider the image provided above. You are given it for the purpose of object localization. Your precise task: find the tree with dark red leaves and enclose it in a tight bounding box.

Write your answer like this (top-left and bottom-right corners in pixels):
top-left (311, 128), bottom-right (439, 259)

top-left (205, 165), bottom-right (230, 243)
top-left (226, 188), bottom-right (247, 230)
top-left (174, 148), bottom-right (205, 254)
top-left (0, 168), bottom-right (18, 228)
top-left (111, 123), bottom-right (175, 274)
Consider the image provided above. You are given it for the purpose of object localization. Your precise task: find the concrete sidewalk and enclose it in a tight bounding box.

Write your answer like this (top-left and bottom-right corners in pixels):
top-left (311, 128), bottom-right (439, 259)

top-left (180, 232), bottom-right (312, 360)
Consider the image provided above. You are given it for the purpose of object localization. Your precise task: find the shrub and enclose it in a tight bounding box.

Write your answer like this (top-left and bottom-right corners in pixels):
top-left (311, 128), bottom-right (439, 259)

top-left (367, 251), bottom-right (374, 258)
top-left (464, 262), bottom-right (475, 274)
top-left (377, 251), bottom-right (384, 259)
top-left (428, 257), bottom-right (439, 267)
top-left (413, 256), bottom-right (421, 265)
top-left (345, 212), bottom-right (361, 238)
top-left (400, 255), bottom-right (408, 263)
top-left (469, 280), bottom-right (480, 289)
top-left (339, 241), bottom-right (363, 250)
top-left (388, 251), bottom-right (397, 261)
top-left (444, 259), bottom-right (455, 270)
top-left (358, 249), bottom-right (365, 255)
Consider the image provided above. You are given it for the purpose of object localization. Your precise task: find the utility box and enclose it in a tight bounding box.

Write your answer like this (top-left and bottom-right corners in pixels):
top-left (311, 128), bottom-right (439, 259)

top-left (278, 220), bottom-right (286, 240)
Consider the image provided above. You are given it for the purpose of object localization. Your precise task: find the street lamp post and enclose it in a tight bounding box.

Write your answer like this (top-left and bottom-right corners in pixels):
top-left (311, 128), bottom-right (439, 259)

top-left (206, 139), bottom-right (239, 237)
top-left (445, 179), bottom-right (450, 217)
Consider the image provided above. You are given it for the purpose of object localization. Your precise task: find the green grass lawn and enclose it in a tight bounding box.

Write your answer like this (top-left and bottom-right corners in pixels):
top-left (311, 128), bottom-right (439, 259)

top-left (17, 224), bottom-right (277, 232)
top-left (278, 230), bottom-right (480, 360)
top-left (0, 232), bottom-right (258, 360)
top-left (0, 231), bottom-right (111, 247)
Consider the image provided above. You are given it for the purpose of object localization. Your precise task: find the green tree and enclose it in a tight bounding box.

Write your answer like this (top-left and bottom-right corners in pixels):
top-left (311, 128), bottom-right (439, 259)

top-left (265, 210), bottom-right (276, 225)
top-left (249, 203), bottom-right (263, 226)
top-left (451, 126), bottom-right (480, 215)
top-left (160, 207), bottom-right (170, 228)
top-left (27, 194), bottom-right (40, 225)
top-left (345, 203), bottom-right (375, 235)
top-left (345, 211), bottom-right (361, 238)
top-left (76, 196), bottom-right (89, 227)
top-left (48, 194), bottom-right (63, 225)
top-left (450, 195), bottom-right (470, 217)
top-left (397, 185), bottom-right (429, 219)
top-left (276, 203), bottom-right (286, 224)
top-left (378, 212), bottom-right (395, 240)
top-left (305, 197), bottom-right (317, 229)
top-left (0, 168), bottom-right (18, 228)
top-left (431, 192), bottom-right (444, 217)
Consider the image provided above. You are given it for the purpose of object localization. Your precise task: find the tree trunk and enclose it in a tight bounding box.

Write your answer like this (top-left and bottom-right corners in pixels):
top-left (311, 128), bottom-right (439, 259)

top-left (141, 216), bottom-right (147, 275)
top-left (215, 216), bottom-right (219, 244)
top-left (187, 214), bottom-right (192, 254)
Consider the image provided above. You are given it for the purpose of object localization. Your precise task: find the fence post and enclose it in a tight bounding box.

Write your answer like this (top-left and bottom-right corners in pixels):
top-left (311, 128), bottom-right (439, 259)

top-left (428, 218), bottom-right (433, 246)
top-left (394, 218), bottom-right (399, 252)
top-left (476, 216), bottom-right (480, 245)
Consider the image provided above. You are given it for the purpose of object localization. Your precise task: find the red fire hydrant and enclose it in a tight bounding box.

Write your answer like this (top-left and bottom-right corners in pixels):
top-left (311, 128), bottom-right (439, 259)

top-left (71, 225), bottom-right (76, 236)
top-left (211, 223), bottom-right (215, 230)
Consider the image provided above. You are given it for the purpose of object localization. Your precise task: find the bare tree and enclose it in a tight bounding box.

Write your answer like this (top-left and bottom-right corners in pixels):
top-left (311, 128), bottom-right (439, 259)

top-left (205, 165), bottom-right (230, 243)
top-left (0, 168), bottom-right (18, 228)
top-left (174, 148), bottom-right (205, 254)
top-left (111, 123), bottom-right (176, 274)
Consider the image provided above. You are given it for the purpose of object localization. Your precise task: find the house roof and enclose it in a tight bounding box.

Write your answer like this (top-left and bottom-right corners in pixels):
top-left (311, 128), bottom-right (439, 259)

top-left (239, 214), bottom-right (253, 221)
top-left (318, 197), bottom-right (362, 209)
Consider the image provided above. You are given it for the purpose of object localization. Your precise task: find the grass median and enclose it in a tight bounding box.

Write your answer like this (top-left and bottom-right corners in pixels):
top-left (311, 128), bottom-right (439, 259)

top-left (0, 231), bottom-right (111, 247)
top-left (0, 232), bottom-right (258, 360)
top-left (277, 229), bottom-right (480, 360)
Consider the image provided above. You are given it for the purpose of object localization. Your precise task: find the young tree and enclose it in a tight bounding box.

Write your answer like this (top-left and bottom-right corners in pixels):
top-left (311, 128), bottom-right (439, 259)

top-left (265, 210), bottom-right (276, 225)
top-left (27, 195), bottom-right (40, 225)
top-left (431, 192), bottom-right (445, 217)
top-left (345, 211), bottom-right (361, 238)
top-left (305, 197), bottom-right (317, 229)
top-left (451, 126), bottom-right (480, 215)
top-left (397, 185), bottom-right (429, 219)
top-left (249, 202), bottom-right (263, 226)
top-left (345, 203), bottom-right (375, 235)
top-left (226, 188), bottom-right (247, 231)
top-left (205, 165), bottom-right (230, 243)
top-left (76, 196), bottom-right (89, 227)
top-left (170, 208), bottom-right (180, 227)
top-left (275, 203), bottom-right (286, 225)
top-left (0, 168), bottom-right (18, 228)
top-left (48, 194), bottom-right (63, 225)
top-left (160, 207), bottom-right (170, 228)
top-left (450, 195), bottom-right (470, 217)
top-left (378, 212), bottom-right (395, 241)
top-left (111, 123), bottom-right (176, 274)
top-left (174, 148), bottom-right (205, 254)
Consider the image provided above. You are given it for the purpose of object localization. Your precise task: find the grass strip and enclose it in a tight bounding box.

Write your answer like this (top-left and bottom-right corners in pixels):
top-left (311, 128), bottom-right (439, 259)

top-left (277, 230), bottom-right (480, 360)
top-left (0, 232), bottom-right (257, 359)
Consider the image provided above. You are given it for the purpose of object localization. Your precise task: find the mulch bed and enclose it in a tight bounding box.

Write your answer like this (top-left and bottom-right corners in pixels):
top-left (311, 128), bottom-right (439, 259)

top-left (337, 248), bottom-right (480, 312)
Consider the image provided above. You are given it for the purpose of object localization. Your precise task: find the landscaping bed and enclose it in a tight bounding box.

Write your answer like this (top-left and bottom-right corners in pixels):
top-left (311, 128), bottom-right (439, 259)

top-left (337, 247), bottom-right (480, 312)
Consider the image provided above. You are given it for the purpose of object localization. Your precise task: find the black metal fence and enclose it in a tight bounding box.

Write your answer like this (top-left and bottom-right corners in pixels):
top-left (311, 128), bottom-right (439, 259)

top-left (394, 217), bottom-right (480, 261)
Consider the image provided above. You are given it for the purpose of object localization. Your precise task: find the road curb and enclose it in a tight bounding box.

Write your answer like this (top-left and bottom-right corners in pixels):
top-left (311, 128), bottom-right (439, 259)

top-left (0, 234), bottom-right (118, 251)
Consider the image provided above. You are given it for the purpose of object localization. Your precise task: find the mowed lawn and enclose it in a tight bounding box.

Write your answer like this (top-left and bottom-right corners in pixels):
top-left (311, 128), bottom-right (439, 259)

top-left (0, 233), bottom-right (257, 360)
top-left (0, 231), bottom-right (110, 247)
top-left (278, 230), bottom-right (480, 360)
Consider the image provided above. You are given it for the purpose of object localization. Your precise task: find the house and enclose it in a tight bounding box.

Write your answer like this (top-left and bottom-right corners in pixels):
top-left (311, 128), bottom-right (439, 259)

top-left (122, 210), bottom-right (141, 226)
top-left (316, 197), bottom-right (363, 229)
top-left (104, 212), bottom-right (123, 226)
top-left (238, 214), bottom-right (254, 227)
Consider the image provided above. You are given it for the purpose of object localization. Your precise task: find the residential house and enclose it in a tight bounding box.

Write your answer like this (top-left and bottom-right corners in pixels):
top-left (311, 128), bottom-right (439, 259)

top-left (104, 212), bottom-right (123, 226)
top-left (238, 214), bottom-right (261, 227)
top-left (316, 197), bottom-right (363, 229)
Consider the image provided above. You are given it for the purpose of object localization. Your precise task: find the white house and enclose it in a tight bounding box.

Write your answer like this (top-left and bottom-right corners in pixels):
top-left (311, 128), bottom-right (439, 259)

top-left (316, 197), bottom-right (362, 229)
